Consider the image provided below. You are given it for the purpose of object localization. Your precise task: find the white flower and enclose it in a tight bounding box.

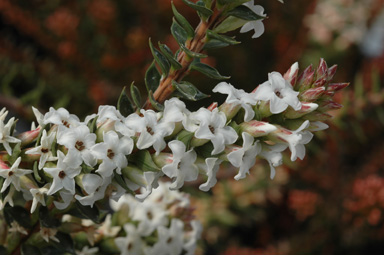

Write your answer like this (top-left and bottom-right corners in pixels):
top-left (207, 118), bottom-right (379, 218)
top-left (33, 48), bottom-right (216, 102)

top-left (240, 2), bottom-right (266, 39)
top-left (0, 117), bottom-right (21, 155)
top-left (195, 157), bottom-right (222, 192)
top-left (75, 174), bottom-right (112, 207)
top-left (213, 82), bottom-right (257, 121)
top-left (8, 221), bottom-right (28, 235)
top-left (43, 107), bottom-right (80, 128)
top-left (269, 120), bottom-right (313, 161)
top-left (96, 214), bottom-right (121, 238)
top-left (124, 169), bottom-right (162, 202)
top-left (227, 132), bottom-right (261, 180)
top-left (96, 105), bottom-right (124, 123)
top-left (31, 107), bottom-right (44, 128)
top-left (161, 140), bottom-right (198, 190)
top-left (149, 219), bottom-right (185, 255)
top-left (259, 143), bottom-right (286, 179)
top-left (254, 72), bottom-right (302, 114)
top-left (57, 124), bottom-right (97, 167)
top-left (115, 223), bottom-right (144, 255)
top-left (162, 98), bottom-right (189, 123)
top-left (30, 185), bottom-right (49, 213)
top-left (0, 157), bottom-right (33, 192)
top-left (0, 186), bottom-right (15, 210)
top-left (183, 220), bottom-right (203, 255)
top-left (40, 227), bottom-right (59, 243)
top-left (76, 246), bottom-right (99, 255)
top-left (91, 131), bottom-right (133, 177)
top-left (185, 108), bottom-right (238, 155)
top-left (25, 130), bottom-right (57, 169)
top-left (43, 151), bottom-right (82, 195)
top-left (53, 190), bottom-right (74, 210)
top-left (131, 198), bottom-right (169, 236)
top-left (0, 107), bottom-right (8, 121)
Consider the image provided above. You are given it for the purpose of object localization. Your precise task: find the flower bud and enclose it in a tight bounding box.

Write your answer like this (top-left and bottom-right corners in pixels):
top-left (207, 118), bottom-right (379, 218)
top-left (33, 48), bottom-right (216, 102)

top-left (240, 120), bottom-right (277, 137)
top-left (283, 62), bottom-right (299, 86)
top-left (302, 111), bottom-right (332, 121)
top-left (207, 102), bottom-right (218, 111)
top-left (284, 102), bottom-right (318, 119)
top-left (17, 128), bottom-right (41, 146)
top-left (327, 83), bottom-right (349, 91)
top-left (316, 58), bottom-right (328, 78)
top-left (327, 65), bottom-right (338, 81)
top-left (300, 87), bottom-right (325, 101)
top-left (296, 65), bottom-right (314, 91)
top-left (318, 100), bottom-right (342, 112)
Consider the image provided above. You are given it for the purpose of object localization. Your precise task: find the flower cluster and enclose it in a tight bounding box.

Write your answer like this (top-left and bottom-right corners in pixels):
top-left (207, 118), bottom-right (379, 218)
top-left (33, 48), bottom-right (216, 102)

top-left (0, 59), bottom-right (347, 215)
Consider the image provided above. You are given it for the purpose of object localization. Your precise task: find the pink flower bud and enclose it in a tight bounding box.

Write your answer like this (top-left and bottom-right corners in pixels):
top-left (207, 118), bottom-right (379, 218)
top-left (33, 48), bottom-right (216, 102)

top-left (283, 62), bottom-right (299, 86)
top-left (313, 76), bottom-right (327, 88)
top-left (327, 65), bottom-right (338, 81)
top-left (240, 120), bottom-right (277, 137)
top-left (17, 128), bottom-right (41, 146)
top-left (327, 83), bottom-right (349, 91)
top-left (303, 111), bottom-right (332, 121)
top-left (318, 100), bottom-right (342, 111)
top-left (300, 87), bottom-right (325, 101)
top-left (295, 64), bottom-right (314, 91)
top-left (0, 159), bottom-right (9, 169)
top-left (284, 102), bottom-right (318, 119)
top-left (218, 102), bottom-right (241, 121)
top-left (316, 58), bottom-right (328, 78)
top-left (207, 102), bottom-right (218, 111)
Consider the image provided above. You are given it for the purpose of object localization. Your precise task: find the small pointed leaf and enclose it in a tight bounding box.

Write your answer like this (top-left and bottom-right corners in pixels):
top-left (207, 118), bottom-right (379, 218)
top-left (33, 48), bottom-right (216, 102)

top-left (206, 30), bottom-right (240, 45)
top-left (180, 44), bottom-right (208, 58)
top-left (130, 82), bottom-right (142, 109)
top-left (182, 0), bottom-right (213, 18)
top-left (171, 18), bottom-right (188, 45)
top-left (149, 39), bottom-right (170, 75)
top-left (213, 16), bottom-right (247, 34)
top-left (172, 2), bottom-right (195, 38)
top-left (145, 60), bottom-right (161, 92)
top-left (148, 90), bottom-right (164, 111)
top-left (227, 5), bottom-right (265, 20)
top-left (172, 80), bottom-right (210, 101)
top-left (190, 62), bottom-right (230, 80)
top-left (159, 43), bottom-right (183, 70)
top-left (133, 150), bottom-right (161, 172)
top-left (203, 40), bottom-right (231, 49)
top-left (117, 86), bottom-right (134, 117)
top-left (113, 173), bottom-right (135, 195)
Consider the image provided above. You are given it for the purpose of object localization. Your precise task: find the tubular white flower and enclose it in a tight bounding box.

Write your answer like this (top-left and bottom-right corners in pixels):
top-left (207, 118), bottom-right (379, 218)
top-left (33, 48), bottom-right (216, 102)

top-left (161, 140), bottom-right (198, 190)
top-left (43, 151), bottom-right (81, 195)
top-left (213, 82), bottom-right (257, 121)
top-left (0, 107), bottom-right (8, 121)
top-left (30, 185), bottom-right (49, 213)
top-left (227, 132), bottom-right (262, 180)
top-left (115, 223), bottom-right (144, 255)
top-left (240, 2), bottom-right (266, 39)
top-left (75, 175), bottom-right (112, 207)
top-left (196, 157), bottom-right (222, 192)
top-left (91, 131), bottom-right (133, 177)
top-left (53, 190), bottom-right (74, 210)
top-left (0, 117), bottom-right (21, 155)
top-left (25, 129), bottom-right (57, 169)
top-left (259, 143), bottom-right (287, 179)
top-left (43, 107), bottom-right (80, 128)
top-left (185, 108), bottom-right (238, 155)
top-left (0, 157), bottom-right (33, 192)
top-left (149, 219), bottom-right (185, 255)
top-left (57, 124), bottom-right (97, 168)
top-left (254, 72), bottom-right (302, 114)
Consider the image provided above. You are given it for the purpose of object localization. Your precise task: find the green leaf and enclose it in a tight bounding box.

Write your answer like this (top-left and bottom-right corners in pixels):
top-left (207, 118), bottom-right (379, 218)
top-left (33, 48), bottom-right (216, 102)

top-left (172, 80), bottom-right (209, 101)
top-left (207, 30), bottom-right (240, 45)
top-left (202, 0), bottom-right (213, 8)
top-left (69, 201), bottom-right (101, 223)
top-left (34, 125), bottom-right (46, 146)
top-left (113, 173), bottom-right (134, 195)
top-left (227, 5), bottom-right (265, 20)
top-left (159, 43), bottom-right (182, 70)
top-left (53, 232), bottom-right (75, 254)
top-left (8, 143), bottom-right (21, 166)
top-left (190, 62), bottom-right (230, 80)
top-left (39, 206), bottom-right (61, 228)
top-left (217, 0), bottom-right (253, 10)
top-left (133, 150), bottom-right (161, 172)
top-left (182, 0), bottom-right (213, 18)
top-left (213, 16), bottom-right (247, 34)
top-left (0, 246), bottom-right (8, 255)
top-left (149, 39), bottom-right (170, 75)
top-left (33, 161), bottom-right (42, 183)
top-left (171, 18), bottom-right (188, 45)
top-left (117, 86), bottom-right (134, 117)
top-left (176, 130), bottom-right (194, 149)
top-left (87, 116), bottom-right (98, 133)
top-left (180, 44), bottom-right (208, 58)
top-left (145, 61), bottom-right (161, 92)
top-left (130, 82), bottom-right (142, 109)
top-left (172, 2), bottom-right (195, 38)
top-left (203, 39), bottom-right (231, 49)
top-left (148, 90), bottom-right (164, 111)
top-left (4, 205), bottom-right (32, 228)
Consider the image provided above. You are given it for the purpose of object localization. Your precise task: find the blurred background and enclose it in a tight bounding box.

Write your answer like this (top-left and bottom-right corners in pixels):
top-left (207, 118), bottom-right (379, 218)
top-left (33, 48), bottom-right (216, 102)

top-left (0, 0), bottom-right (383, 254)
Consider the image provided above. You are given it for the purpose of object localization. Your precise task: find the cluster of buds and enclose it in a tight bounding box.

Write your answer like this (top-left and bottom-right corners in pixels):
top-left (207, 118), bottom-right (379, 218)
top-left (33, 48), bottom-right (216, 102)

top-left (0, 59), bottom-right (347, 253)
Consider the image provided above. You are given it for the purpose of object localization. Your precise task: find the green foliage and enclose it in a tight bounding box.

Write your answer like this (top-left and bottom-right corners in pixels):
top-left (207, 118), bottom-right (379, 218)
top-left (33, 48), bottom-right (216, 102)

top-left (130, 82), bottom-right (142, 109)
top-left (172, 80), bottom-right (209, 101)
top-left (148, 90), bottom-right (164, 111)
top-left (171, 18), bottom-right (188, 45)
top-left (181, 0), bottom-right (213, 19)
top-left (117, 87), bottom-right (134, 117)
top-left (149, 39), bottom-right (170, 76)
top-left (133, 150), bottom-right (161, 172)
top-left (144, 61), bottom-right (161, 93)
top-left (158, 43), bottom-right (183, 70)
top-left (190, 62), bottom-right (230, 80)
top-left (172, 2), bottom-right (195, 38)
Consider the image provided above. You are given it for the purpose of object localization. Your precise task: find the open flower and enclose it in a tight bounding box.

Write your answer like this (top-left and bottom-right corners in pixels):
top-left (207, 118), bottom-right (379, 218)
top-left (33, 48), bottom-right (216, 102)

top-left (185, 108), bottom-right (238, 155)
top-left (0, 117), bottom-right (21, 155)
top-left (57, 124), bottom-right (97, 167)
top-left (91, 131), bottom-right (133, 177)
top-left (195, 157), bottom-right (222, 192)
top-left (213, 82), bottom-right (257, 121)
top-left (43, 151), bottom-right (82, 195)
top-left (254, 72), bottom-right (302, 114)
top-left (44, 107), bottom-right (80, 128)
top-left (0, 157), bottom-right (33, 192)
top-left (227, 132), bottom-right (261, 180)
top-left (240, 1), bottom-right (266, 39)
top-left (25, 129), bottom-right (57, 169)
top-left (161, 140), bottom-right (198, 190)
